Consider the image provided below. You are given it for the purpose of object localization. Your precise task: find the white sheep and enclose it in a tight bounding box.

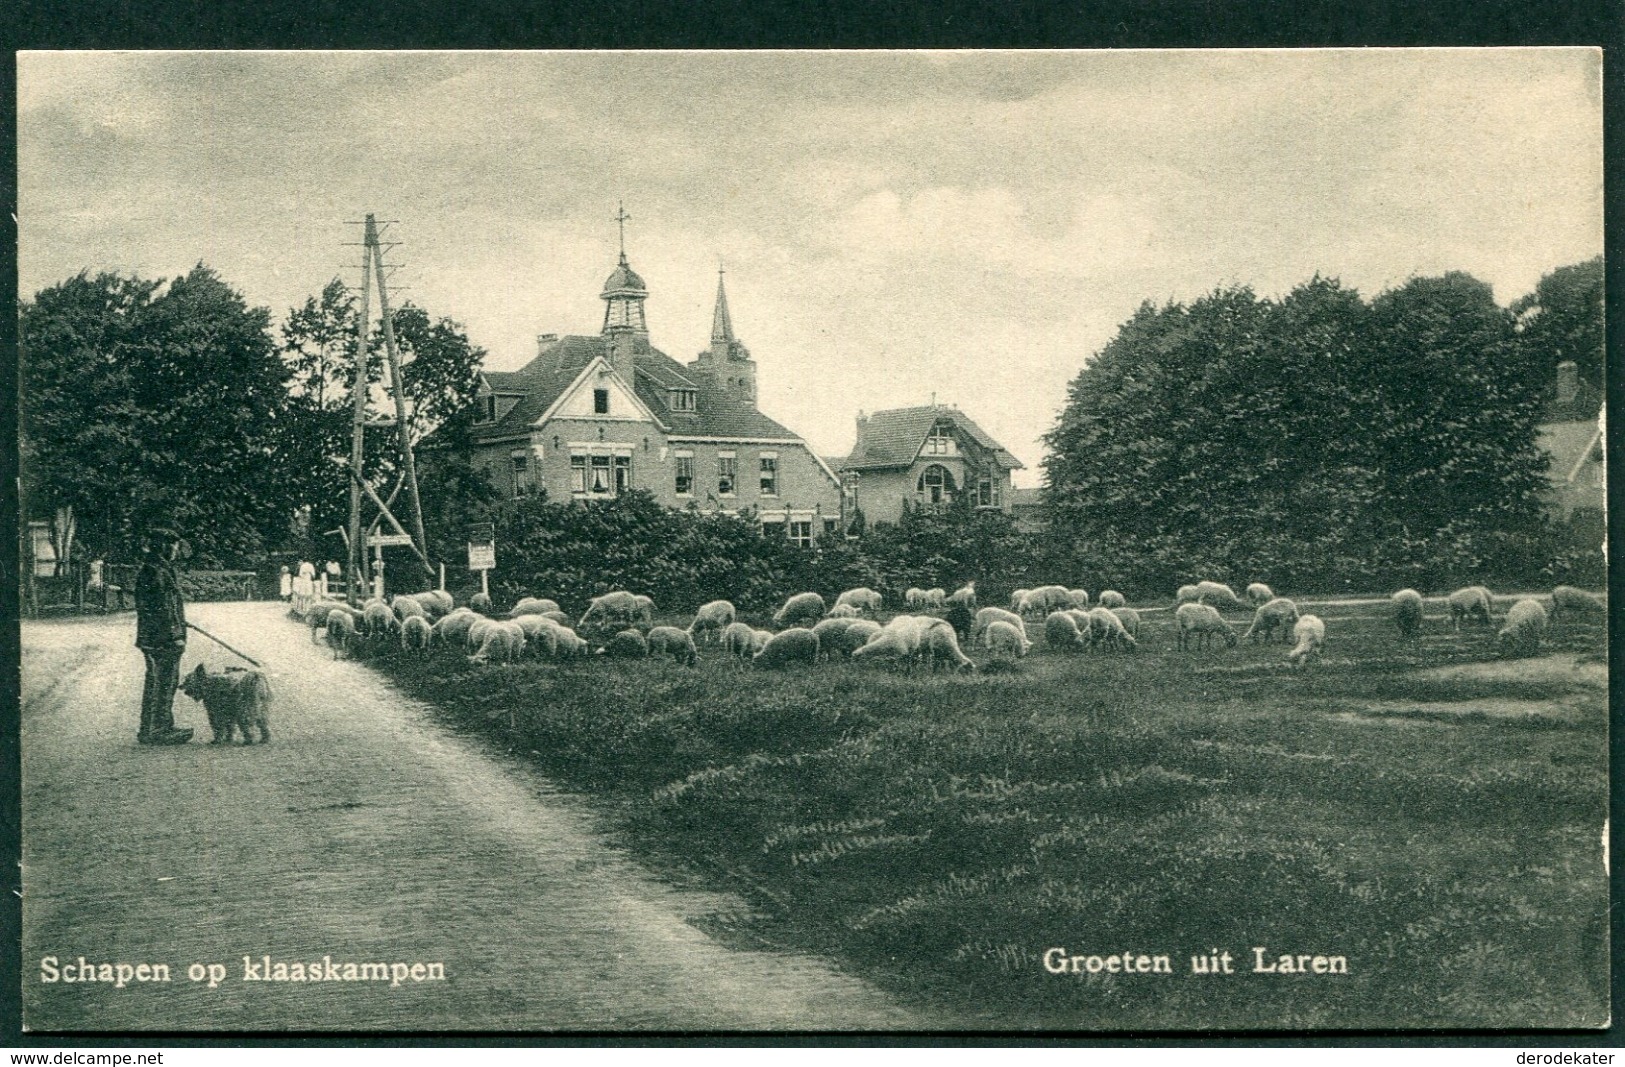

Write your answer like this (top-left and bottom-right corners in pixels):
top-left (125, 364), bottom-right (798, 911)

top-left (1067, 589), bottom-right (1091, 610)
top-left (579, 590), bottom-right (642, 629)
top-left (1023, 585), bottom-right (1073, 615)
top-left (409, 589), bottom-right (455, 617)
top-left (812, 617), bottom-right (853, 660)
top-left (431, 609), bottom-right (479, 648)
top-left (470, 620), bottom-right (526, 664)
top-left (648, 625), bottom-right (699, 666)
top-left (632, 595), bottom-right (656, 625)
top-left (1098, 590), bottom-right (1126, 609)
top-left (1109, 607), bottom-right (1141, 643)
top-left (753, 627), bottom-right (820, 668)
top-left (470, 592), bottom-right (493, 615)
top-left (602, 629), bottom-right (650, 659)
top-left (392, 594), bottom-right (428, 622)
top-left (832, 620), bottom-right (882, 657)
top-left (1287, 615), bottom-right (1326, 666)
top-left (1447, 586), bottom-right (1493, 631)
top-left (1243, 597), bottom-right (1300, 644)
top-left (1497, 599), bottom-right (1548, 658)
top-left (1246, 583), bottom-right (1275, 606)
top-left (1175, 603), bottom-right (1237, 650)
top-left (465, 616), bottom-right (498, 651)
top-left (721, 622), bottom-right (758, 663)
top-left (400, 615), bottom-right (433, 652)
top-left (772, 591), bottom-right (826, 629)
top-left (514, 615), bottom-right (561, 658)
top-left (851, 615), bottom-right (929, 669)
top-left (945, 582), bottom-right (977, 610)
top-left (687, 599), bottom-right (737, 643)
top-left (309, 601), bottom-right (360, 644)
top-left (511, 596), bottom-right (562, 619)
top-left (981, 619), bottom-right (1031, 659)
top-left (363, 600), bottom-right (400, 639)
top-left (1196, 581), bottom-right (1247, 610)
top-left (834, 587), bottom-right (884, 615)
top-left (750, 628), bottom-right (774, 655)
top-left (827, 603), bottom-right (862, 619)
top-left (1550, 585), bottom-right (1605, 621)
top-left (1009, 589), bottom-right (1031, 613)
top-left (1087, 606), bottom-right (1138, 651)
top-left (904, 587), bottom-right (928, 609)
top-left (1044, 610), bottom-right (1089, 652)
top-left (971, 606), bottom-right (1028, 644)
top-left (324, 610), bottom-right (359, 660)
top-left (923, 587), bottom-right (947, 609)
top-left (551, 626), bottom-right (590, 658)
top-left (921, 620), bottom-right (975, 673)
top-left (1392, 589), bottom-right (1424, 638)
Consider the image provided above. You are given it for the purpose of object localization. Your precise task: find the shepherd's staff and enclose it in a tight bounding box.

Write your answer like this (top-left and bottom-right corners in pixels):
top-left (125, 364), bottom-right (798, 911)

top-left (185, 622), bottom-right (264, 669)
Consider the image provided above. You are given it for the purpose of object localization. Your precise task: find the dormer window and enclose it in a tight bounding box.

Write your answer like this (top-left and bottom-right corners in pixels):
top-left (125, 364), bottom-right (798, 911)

top-left (669, 388), bottom-right (697, 412)
top-left (923, 421), bottom-right (955, 456)
top-left (478, 395), bottom-right (498, 423)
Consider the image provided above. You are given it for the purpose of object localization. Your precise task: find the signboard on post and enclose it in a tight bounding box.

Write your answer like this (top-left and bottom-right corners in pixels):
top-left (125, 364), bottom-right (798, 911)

top-left (467, 523), bottom-right (496, 586)
top-left (367, 532), bottom-right (416, 548)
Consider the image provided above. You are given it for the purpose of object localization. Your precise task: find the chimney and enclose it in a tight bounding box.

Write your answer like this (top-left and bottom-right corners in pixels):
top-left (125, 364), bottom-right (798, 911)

top-left (536, 333), bottom-right (558, 356)
top-left (605, 329), bottom-right (637, 379)
top-left (1557, 360), bottom-right (1579, 406)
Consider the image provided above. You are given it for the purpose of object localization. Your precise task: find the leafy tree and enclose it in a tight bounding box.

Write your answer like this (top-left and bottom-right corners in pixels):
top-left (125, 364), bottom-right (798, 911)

top-left (1512, 256), bottom-right (1604, 393)
top-left (22, 266), bottom-right (295, 564)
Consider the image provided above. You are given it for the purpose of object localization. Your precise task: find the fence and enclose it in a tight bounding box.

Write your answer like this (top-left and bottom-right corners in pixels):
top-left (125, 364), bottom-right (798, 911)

top-left (22, 562), bottom-right (262, 617)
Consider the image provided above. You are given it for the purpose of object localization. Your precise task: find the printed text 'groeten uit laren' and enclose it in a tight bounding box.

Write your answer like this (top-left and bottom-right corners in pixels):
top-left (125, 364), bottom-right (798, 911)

top-left (1042, 948), bottom-right (1349, 976)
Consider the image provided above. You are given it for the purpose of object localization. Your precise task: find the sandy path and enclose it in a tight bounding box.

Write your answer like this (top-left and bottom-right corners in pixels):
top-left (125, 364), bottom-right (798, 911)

top-left (21, 603), bottom-right (920, 1032)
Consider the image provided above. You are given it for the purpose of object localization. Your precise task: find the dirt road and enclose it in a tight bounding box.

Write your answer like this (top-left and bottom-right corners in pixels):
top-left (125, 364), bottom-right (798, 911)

top-left (21, 603), bottom-right (920, 1032)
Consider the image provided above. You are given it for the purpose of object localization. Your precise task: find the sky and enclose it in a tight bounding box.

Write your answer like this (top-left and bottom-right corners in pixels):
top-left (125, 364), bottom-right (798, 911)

top-left (18, 50), bottom-right (1604, 486)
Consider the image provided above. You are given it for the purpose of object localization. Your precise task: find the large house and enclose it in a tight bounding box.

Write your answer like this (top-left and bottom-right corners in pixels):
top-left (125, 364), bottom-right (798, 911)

top-left (838, 404), bottom-right (1024, 524)
top-left (468, 248), bottom-right (843, 544)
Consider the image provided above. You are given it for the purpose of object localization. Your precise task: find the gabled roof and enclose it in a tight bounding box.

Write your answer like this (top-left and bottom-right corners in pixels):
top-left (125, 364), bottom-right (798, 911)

top-left (840, 405), bottom-right (1024, 472)
top-left (471, 334), bottom-right (802, 444)
top-left (1537, 412), bottom-right (1604, 486)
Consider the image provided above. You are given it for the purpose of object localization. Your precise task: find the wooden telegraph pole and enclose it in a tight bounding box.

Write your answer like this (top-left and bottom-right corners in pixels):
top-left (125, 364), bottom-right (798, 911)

top-left (343, 213), bottom-right (435, 604)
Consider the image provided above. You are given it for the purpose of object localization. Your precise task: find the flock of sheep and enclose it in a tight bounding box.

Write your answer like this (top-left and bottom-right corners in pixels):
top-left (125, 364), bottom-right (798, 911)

top-left (291, 576), bottom-right (1604, 673)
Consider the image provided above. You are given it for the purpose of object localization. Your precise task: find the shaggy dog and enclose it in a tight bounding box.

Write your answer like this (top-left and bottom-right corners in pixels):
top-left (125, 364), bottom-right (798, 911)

top-left (180, 664), bottom-right (272, 745)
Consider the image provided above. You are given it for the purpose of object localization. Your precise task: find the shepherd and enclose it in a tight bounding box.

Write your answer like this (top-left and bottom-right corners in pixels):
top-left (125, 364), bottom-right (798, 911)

top-left (134, 527), bottom-right (193, 746)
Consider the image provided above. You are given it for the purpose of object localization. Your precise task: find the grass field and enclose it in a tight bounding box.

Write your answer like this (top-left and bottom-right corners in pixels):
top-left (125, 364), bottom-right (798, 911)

top-left (356, 595), bottom-right (1608, 1030)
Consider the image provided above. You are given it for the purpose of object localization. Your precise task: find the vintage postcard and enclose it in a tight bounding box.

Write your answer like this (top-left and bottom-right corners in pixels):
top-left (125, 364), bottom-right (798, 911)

top-left (16, 50), bottom-right (1607, 1032)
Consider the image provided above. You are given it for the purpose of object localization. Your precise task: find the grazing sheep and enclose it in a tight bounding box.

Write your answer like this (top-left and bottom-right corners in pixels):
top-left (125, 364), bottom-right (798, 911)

top-left (514, 615), bottom-right (561, 656)
top-left (552, 627), bottom-right (590, 658)
top-left (923, 588), bottom-right (947, 609)
top-left (632, 595), bottom-right (655, 625)
top-left (1174, 584), bottom-right (1201, 608)
top-left (1243, 597), bottom-right (1300, 644)
top-left (1287, 615), bottom-right (1326, 666)
top-left (409, 589), bottom-right (455, 617)
top-left (946, 582), bottom-right (977, 611)
top-left (392, 594), bottom-right (428, 622)
top-left (363, 600), bottom-right (400, 639)
top-left (1067, 589), bottom-right (1091, 610)
top-left (540, 609), bottom-right (571, 626)
top-left (470, 621), bottom-right (526, 664)
top-left (1098, 590), bottom-right (1126, 609)
top-left (1497, 599), bottom-right (1549, 658)
top-left (721, 621), bottom-right (758, 663)
top-left (1392, 589), bottom-right (1424, 639)
top-left (1175, 603), bottom-right (1237, 651)
top-left (972, 606), bottom-right (1028, 644)
top-left (812, 617), bottom-right (854, 660)
top-left (851, 615), bottom-right (929, 668)
top-left (324, 610), bottom-right (359, 660)
top-left (981, 619), bottom-right (1031, 659)
top-left (647, 625), bottom-right (699, 666)
top-left (827, 603), bottom-right (862, 619)
top-left (834, 587), bottom-right (884, 615)
top-left (921, 620), bottom-right (975, 673)
top-left (401, 615), bottom-right (433, 651)
top-left (751, 629), bottom-right (774, 654)
top-left (1447, 586), bottom-right (1493, 631)
top-left (904, 587), bottom-right (928, 609)
top-left (511, 596), bottom-right (563, 619)
top-left (1550, 585), bottom-right (1605, 621)
top-left (309, 601), bottom-right (360, 643)
top-left (1044, 610), bottom-right (1089, 652)
top-left (1086, 606), bottom-right (1138, 652)
top-left (1246, 583), bottom-right (1275, 606)
top-left (579, 590), bottom-right (642, 629)
top-left (1009, 589), bottom-right (1031, 613)
top-left (687, 599), bottom-right (737, 643)
top-left (1109, 607), bottom-right (1141, 643)
top-left (1196, 581), bottom-right (1247, 610)
top-left (466, 617), bottom-right (498, 651)
top-left (833, 619), bottom-right (883, 657)
top-left (1022, 585), bottom-right (1073, 615)
top-left (602, 629), bottom-right (650, 659)
top-left (772, 591), bottom-right (827, 629)
top-left (470, 592), bottom-right (493, 614)
top-left (754, 627), bottom-right (820, 669)
top-left (431, 609), bottom-right (479, 648)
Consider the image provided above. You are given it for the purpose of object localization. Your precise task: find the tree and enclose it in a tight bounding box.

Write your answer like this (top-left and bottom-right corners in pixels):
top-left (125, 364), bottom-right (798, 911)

top-left (1512, 256), bottom-right (1604, 393)
top-left (22, 267), bottom-right (296, 564)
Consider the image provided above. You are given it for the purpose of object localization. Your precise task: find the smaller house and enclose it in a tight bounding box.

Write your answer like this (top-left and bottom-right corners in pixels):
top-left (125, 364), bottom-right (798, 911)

top-left (1536, 362), bottom-right (1604, 548)
top-left (839, 403), bottom-right (1024, 525)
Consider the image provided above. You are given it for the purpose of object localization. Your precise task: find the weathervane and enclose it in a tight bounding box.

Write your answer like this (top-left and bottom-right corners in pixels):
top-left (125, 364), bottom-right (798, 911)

top-left (615, 201), bottom-right (631, 262)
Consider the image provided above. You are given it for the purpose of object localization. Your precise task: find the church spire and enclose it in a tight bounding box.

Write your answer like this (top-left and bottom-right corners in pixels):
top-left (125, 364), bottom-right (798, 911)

top-left (711, 265), bottom-right (734, 343)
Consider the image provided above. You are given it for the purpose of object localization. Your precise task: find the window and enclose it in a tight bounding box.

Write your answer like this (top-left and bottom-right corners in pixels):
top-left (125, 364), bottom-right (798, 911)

top-left (924, 421), bottom-right (953, 455)
top-left (614, 454), bottom-right (631, 495)
top-left (572, 451), bottom-right (631, 497)
top-left (674, 453), bottom-right (694, 496)
top-left (976, 477), bottom-right (1000, 508)
top-left (570, 455), bottom-right (588, 495)
top-left (916, 464), bottom-right (956, 505)
top-left (789, 520), bottom-right (813, 548)
top-left (670, 389), bottom-right (696, 412)
top-left (480, 395), bottom-right (498, 422)
top-left (593, 388), bottom-right (609, 415)
top-left (759, 455), bottom-right (778, 496)
top-left (718, 455), bottom-right (737, 496)
top-left (510, 450), bottom-right (530, 497)
top-left (761, 520), bottom-right (785, 541)
top-left (824, 518), bottom-right (838, 536)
